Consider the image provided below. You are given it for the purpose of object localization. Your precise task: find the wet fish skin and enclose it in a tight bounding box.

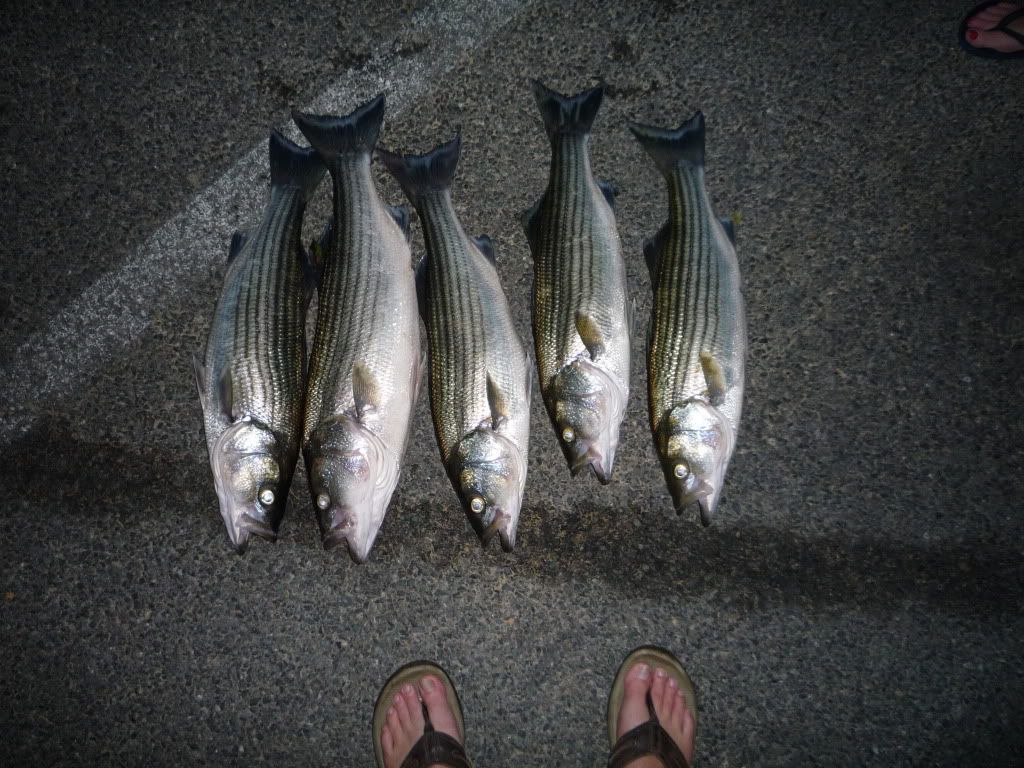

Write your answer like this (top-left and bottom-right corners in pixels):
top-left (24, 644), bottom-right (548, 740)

top-left (293, 95), bottom-right (422, 563)
top-left (630, 112), bottom-right (747, 524)
top-left (379, 134), bottom-right (531, 551)
top-left (523, 80), bottom-right (631, 484)
top-left (195, 131), bottom-right (326, 553)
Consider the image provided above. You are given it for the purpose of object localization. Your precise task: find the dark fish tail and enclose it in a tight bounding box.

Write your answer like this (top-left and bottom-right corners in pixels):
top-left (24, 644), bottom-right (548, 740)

top-left (269, 130), bottom-right (326, 202)
top-left (291, 93), bottom-right (386, 160)
top-left (531, 80), bottom-right (603, 140)
top-left (628, 112), bottom-right (705, 175)
top-left (377, 134), bottom-right (461, 205)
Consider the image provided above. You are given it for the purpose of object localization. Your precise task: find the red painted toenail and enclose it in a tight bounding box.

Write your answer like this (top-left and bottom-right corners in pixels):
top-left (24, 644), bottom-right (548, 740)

top-left (967, 30), bottom-right (979, 41)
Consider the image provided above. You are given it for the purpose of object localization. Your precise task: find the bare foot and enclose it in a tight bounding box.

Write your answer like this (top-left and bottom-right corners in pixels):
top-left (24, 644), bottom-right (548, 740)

top-left (965, 2), bottom-right (1024, 53)
top-left (616, 662), bottom-right (696, 768)
top-left (380, 674), bottom-right (463, 768)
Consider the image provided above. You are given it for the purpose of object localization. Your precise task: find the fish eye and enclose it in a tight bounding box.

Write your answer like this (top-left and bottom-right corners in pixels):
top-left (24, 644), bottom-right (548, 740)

top-left (673, 462), bottom-right (689, 479)
top-left (562, 427), bottom-right (575, 443)
top-left (316, 492), bottom-right (331, 510)
top-left (470, 497), bottom-right (485, 514)
top-left (259, 488), bottom-right (276, 506)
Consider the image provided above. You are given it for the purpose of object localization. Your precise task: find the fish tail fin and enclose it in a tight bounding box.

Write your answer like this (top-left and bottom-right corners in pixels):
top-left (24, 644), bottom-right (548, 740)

top-left (377, 133), bottom-right (461, 205)
top-left (628, 112), bottom-right (705, 174)
top-left (531, 80), bottom-right (604, 140)
top-left (291, 93), bottom-right (386, 160)
top-left (268, 130), bottom-right (326, 202)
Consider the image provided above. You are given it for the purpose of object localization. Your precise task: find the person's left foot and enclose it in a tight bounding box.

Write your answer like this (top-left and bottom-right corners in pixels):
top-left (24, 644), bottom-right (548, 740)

top-left (965, 2), bottom-right (1024, 53)
top-left (380, 674), bottom-right (463, 768)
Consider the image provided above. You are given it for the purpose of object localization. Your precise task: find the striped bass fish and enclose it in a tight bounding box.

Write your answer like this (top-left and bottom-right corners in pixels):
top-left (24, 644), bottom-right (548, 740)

top-left (629, 112), bottom-right (747, 524)
top-left (194, 131), bottom-right (325, 552)
top-left (293, 95), bottom-right (422, 563)
top-left (523, 81), bottom-right (631, 484)
top-left (379, 135), bottom-right (531, 551)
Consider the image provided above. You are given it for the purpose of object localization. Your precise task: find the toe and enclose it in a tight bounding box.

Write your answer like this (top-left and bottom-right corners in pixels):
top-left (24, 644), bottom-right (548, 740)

top-left (969, 28), bottom-right (1024, 51)
top-left (418, 674), bottom-right (462, 741)
top-left (616, 662), bottom-right (653, 740)
top-left (381, 724), bottom-right (394, 755)
top-left (650, 667), bottom-right (669, 718)
top-left (400, 684), bottom-right (423, 732)
top-left (681, 707), bottom-right (697, 763)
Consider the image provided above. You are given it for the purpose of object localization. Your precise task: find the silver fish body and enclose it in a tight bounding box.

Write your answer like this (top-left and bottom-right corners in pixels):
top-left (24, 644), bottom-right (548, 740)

top-left (523, 81), bottom-right (631, 484)
top-left (195, 131), bottom-right (325, 552)
top-left (293, 95), bottom-right (421, 563)
top-left (630, 112), bottom-right (747, 523)
top-left (379, 135), bottom-right (531, 551)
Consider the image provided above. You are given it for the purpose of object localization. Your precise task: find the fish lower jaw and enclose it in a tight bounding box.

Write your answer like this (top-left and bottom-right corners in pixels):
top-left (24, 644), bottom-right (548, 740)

top-left (569, 456), bottom-right (612, 484)
top-left (321, 523), bottom-right (376, 563)
top-left (226, 514), bottom-right (278, 554)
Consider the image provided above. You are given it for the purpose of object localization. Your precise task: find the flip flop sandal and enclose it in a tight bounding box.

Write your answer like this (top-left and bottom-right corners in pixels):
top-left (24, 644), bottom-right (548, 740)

top-left (372, 661), bottom-right (471, 768)
top-left (606, 645), bottom-right (697, 768)
top-left (958, 0), bottom-right (1024, 59)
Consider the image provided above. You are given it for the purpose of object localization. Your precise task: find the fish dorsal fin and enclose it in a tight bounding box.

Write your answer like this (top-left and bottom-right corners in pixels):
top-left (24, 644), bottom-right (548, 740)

top-left (643, 221), bottom-right (671, 293)
top-left (228, 230), bottom-right (248, 264)
top-left (388, 204), bottom-right (411, 242)
top-left (598, 180), bottom-right (619, 209)
top-left (352, 362), bottom-right (380, 419)
top-left (575, 311), bottom-right (605, 360)
top-left (699, 352), bottom-right (727, 406)
top-left (486, 372), bottom-right (509, 429)
top-left (719, 215), bottom-right (737, 246)
top-left (473, 235), bottom-right (496, 265)
top-left (520, 197), bottom-right (543, 252)
top-left (414, 255), bottom-right (429, 320)
top-left (217, 368), bottom-right (235, 422)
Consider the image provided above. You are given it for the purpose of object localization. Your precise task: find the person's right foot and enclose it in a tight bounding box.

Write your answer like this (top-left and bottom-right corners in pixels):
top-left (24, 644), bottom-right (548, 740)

top-left (965, 2), bottom-right (1024, 53)
top-left (616, 662), bottom-right (696, 768)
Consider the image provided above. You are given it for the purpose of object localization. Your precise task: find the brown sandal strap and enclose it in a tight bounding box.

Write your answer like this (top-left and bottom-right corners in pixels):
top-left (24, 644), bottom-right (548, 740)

top-left (400, 704), bottom-right (472, 768)
top-left (608, 719), bottom-right (689, 768)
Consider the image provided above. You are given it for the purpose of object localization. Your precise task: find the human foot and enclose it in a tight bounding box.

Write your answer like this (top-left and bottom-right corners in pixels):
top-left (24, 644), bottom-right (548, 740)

top-left (964, 2), bottom-right (1024, 53)
top-left (615, 661), bottom-right (696, 768)
top-left (380, 673), bottom-right (464, 768)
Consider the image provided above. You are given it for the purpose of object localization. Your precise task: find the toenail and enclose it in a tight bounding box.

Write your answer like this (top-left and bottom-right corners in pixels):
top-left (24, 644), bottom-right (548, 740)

top-left (402, 684), bottom-right (414, 694)
top-left (655, 668), bottom-right (667, 678)
top-left (968, 29), bottom-right (979, 40)
top-left (636, 663), bottom-right (650, 679)
top-left (422, 676), bottom-right (435, 691)
top-left (394, 695), bottom-right (401, 704)
top-left (668, 676), bottom-right (678, 689)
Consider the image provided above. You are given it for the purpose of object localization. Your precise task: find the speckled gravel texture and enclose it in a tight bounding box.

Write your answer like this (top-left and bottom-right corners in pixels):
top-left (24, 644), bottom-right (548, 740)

top-left (2, 0), bottom-right (1022, 766)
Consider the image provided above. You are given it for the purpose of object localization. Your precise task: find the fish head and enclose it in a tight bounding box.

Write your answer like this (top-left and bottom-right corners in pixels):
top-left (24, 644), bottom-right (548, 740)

top-left (210, 418), bottom-right (287, 553)
top-left (448, 429), bottom-right (527, 552)
top-left (548, 359), bottom-right (625, 484)
top-left (656, 400), bottom-right (733, 524)
top-left (305, 416), bottom-right (398, 563)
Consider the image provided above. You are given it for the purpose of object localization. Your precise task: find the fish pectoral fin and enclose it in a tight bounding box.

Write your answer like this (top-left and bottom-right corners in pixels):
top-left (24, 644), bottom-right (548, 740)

top-left (413, 349), bottom-right (428, 405)
top-left (574, 311), bottom-right (606, 361)
top-left (520, 197), bottom-right (543, 252)
top-left (643, 221), bottom-right (671, 294)
top-left (699, 351), bottom-right (728, 406)
top-left (486, 372), bottom-right (510, 430)
top-left (387, 204), bottom-right (412, 242)
top-left (217, 367), bottom-right (235, 422)
top-left (227, 230), bottom-right (248, 264)
top-left (598, 179), bottom-right (619, 209)
top-left (352, 362), bottom-right (381, 419)
top-left (473, 234), bottom-right (496, 265)
top-left (192, 353), bottom-right (210, 415)
top-left (719, 215), bottom-right (737, 246)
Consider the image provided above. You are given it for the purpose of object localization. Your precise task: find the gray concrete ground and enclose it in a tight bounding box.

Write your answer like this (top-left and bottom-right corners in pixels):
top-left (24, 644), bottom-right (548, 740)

top-left (2, 0), bottom-right (1022, 765)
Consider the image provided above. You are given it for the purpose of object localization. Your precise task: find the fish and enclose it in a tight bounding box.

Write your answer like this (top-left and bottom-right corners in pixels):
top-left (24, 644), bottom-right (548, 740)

top-left (194, 130), bottom-right (326, 553)
top-left (292, 95), bottom-right (422, 563)
top-left (522, 81), bottom-right (631, 485)
top-left (378, 134), bottom-right (531, 551)
top-left (629, 112), bottom-right (747, 524)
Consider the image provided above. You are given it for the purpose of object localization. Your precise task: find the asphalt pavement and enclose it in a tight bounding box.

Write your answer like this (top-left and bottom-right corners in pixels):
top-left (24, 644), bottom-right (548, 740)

top-left (2, 0), bottom-right (1022, 765)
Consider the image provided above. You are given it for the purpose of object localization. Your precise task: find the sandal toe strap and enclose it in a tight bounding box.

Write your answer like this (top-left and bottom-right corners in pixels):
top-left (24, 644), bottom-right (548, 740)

top-left (608, 720), bottom-right (689, 768)
top-left (400, 728), bottom-right (472, 768)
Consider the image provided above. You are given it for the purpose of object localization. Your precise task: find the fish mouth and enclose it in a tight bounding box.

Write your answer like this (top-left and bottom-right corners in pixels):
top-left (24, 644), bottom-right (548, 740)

top-left (319, 508), bottom-right (375, 563)
top-left (477, 510), bottom-right (516, 553)
top-left (671, 482), bottom-right (719, 526)
top-left (228, 514), bottom-right (278, 554)
top-left (570, 452), bottom-right (612, 485)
